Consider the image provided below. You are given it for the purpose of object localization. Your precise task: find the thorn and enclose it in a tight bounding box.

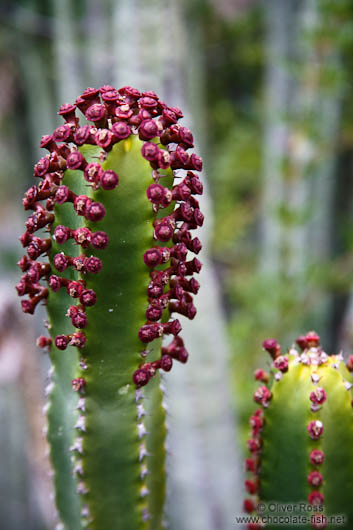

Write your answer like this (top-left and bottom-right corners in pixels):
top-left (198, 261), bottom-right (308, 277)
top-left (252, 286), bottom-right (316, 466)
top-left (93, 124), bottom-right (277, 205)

top-left (77, 481), bottom-right (89, 495)
top-left (142, 508), bottom-right (150, 522)
top-left (311, 373), bottom-right (321, 384)
top-left (81, 505), bottom-right (90, 518)
top-left (136, 388), bottom-right (144, 402)
top-left (140, 463), bottom-right (148, 479)
top-left (137, 403), bottom-right (145, 419)
top-left (140, 485), bottom-right (149, 498)
top-left (77, 397), bottom-right (86, 411)
top-left (45, 382), bottom-right (54, 396)
top-left (275, 372), bottom-right (283, 381)
top-left (319, 352), bottom-right (329, 365)
top-left (73, 461), bottom-right (84, 476)
top-left (137, 422), bottom-right (147, 438)
top-left (80, 358), bottom-right (88, 370)
top-left (42, 402), bottom-right (50, 415)
top-left (139, 442), bottom-right (149, 461)
top-left (344, 381), bottom-right (353, 391)
top-left (75, 415), bottom-right (86, 432)
top-left (70, 437), bottom-right (83, 454)
top-left (300, 354), bottom-right (310, 365)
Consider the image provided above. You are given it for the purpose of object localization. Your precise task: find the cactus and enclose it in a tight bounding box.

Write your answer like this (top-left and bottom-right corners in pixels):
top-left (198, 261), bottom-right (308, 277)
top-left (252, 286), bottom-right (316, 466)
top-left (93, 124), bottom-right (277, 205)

top-left (244, 331), bottom-right (353, 530)
top-left (16, 85), bottom-right (204, 530)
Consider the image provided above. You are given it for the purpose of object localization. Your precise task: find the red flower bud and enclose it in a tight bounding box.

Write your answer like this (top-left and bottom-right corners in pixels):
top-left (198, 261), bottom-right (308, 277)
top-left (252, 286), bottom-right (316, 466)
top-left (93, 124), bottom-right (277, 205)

top-left (160, 355), bottom-right (173, 372)
top-left (100, 170), bottom-right (119, 190)
top-left (80, 289), bottom-right (97, 307)
top-left (55, 334), bottom-right (70, 350)
top-left (91, 231), bottom-right (109, 249)
top-left (112, 121), bottom-right (131, 140)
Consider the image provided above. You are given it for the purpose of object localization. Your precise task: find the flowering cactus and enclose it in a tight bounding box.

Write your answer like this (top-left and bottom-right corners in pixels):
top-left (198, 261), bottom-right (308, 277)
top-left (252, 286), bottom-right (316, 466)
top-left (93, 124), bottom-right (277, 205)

top-left (244, 331), bottom-right (353, 529)
top-left (16, 85), bottom-right (203, 529)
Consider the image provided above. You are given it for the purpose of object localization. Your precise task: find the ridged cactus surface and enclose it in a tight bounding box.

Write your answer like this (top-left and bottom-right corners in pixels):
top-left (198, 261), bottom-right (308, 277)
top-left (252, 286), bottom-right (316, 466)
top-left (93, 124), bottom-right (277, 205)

top-left (16, 86), bottom-right (204, 530)
top-left (244, 331), bottom-right (353, 530)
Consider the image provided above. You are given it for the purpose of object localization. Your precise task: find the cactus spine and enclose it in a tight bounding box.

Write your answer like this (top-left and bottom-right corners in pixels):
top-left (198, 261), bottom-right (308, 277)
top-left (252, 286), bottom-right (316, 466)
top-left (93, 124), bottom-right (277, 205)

top-left (245, 331), bottom-right (353, 530)
top-left (17, 86), bottom-right (204, 529)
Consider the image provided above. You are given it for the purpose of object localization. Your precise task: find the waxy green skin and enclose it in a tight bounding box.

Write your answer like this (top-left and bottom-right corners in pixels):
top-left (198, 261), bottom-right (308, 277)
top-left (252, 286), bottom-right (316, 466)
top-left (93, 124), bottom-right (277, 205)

top-left (251, 352), bottom-right (353, 530)
top-left (46, 137), bottom-right (169, 530)
top-left (47, 167), bottom-right (88, 529)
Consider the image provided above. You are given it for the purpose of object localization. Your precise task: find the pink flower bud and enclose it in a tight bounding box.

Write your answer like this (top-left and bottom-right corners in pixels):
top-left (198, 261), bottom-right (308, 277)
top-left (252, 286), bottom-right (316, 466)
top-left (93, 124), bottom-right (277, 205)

top-left (179, 127), bottom-right (194, 147)
top-left (67, 281), bottom-right (84, 298)
top-left (85, 256), bottom-right (102, 273)
top-left (310, 388), bottom-right (327, 405)
top-left (84, 162), bottom-right (103, 184)
top-left (112, 122), bottom-right (131, 140)
top-left (95, 129), bottom-right (114, 149)
top-left (154, 219), bottom-right (174, 242)
top-left (85, 201), bottom-right (106, 222)
top-left (72, 378), bottom-right (86, 392)
top-left (296, 335), bottom-right (308, 351)
top-left (55, 334), bottom-right (70, 350)
top-left (91, 231), bottom-right (109, 249)
top-left (308, 491), bottom-right (324, 505)
top-left (67, 150), bottom-right (86, 170)
top-left (85, 104), bottom-right (107, 124)
top-left (71, 310), bottom-right (88, 329)
top-left (73, 227), bottom-right (91, 247)
top-left (133, 368), bottom-right (150, 388)
top-left (146, 306), bottom-right (163, 322)
top-left (74, 195), bottom-right (92, 216)
top-left (54, 225), bottom-right (71, 244)
top-left (139, 119), bottom-right (159, 141)
top-left (310, 450), bottom-right (325, 465)
top-left (49, 275), bottom-right (62, 292)
top-left (53, 253), bottom-right (70, 272)
top-left (70, 332), bottom-right (86, 348)
top-left (138, 324), bottom-right (163, 343)
top-left (160, 355), bottom-right (173, 372)
top-left (254, 386), bottom-right (272, 407)
top-left (308, 471), bottom-right (323, 487)
top-left (100, 170), bottom-right (119, 190)
top-left (141, 142), bottom-right (159, 161)
top-left (307, 420), bottom-right (324, 440)
top-left (80, 289), bottom-right (97, 307)
top-left (36, 336), bottom-right (52, 349)
top-left (144, 248), bottom-right (162, 268)
top-left (273, 355), bottom-right (289, 373)
top-left (53, 124), bottom-right (72, 142)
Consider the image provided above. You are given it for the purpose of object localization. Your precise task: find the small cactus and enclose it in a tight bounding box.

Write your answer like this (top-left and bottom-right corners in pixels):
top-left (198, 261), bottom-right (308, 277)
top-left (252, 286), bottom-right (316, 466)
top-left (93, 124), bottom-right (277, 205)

top-left (244, 331), bottom-right (353, 529)
top-left (17, 85), bottom-right (203, 529)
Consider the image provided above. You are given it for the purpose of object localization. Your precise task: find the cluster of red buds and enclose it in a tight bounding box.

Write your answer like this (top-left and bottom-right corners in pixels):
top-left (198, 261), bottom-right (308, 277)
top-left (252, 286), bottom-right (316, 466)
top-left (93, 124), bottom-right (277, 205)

top-left (16, 85), bottom-right (203, 388)
top-left (243, 331), bottom-right (352, 529)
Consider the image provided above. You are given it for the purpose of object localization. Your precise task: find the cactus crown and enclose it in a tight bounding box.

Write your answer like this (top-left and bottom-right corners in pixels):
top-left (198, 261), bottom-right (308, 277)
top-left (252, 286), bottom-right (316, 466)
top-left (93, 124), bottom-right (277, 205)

top-left (16, 85), bottom-right (203, 529)
top-left (245, 331), bottom-right (353, 530)
top-left (17, 85), bottom-right (204, 387)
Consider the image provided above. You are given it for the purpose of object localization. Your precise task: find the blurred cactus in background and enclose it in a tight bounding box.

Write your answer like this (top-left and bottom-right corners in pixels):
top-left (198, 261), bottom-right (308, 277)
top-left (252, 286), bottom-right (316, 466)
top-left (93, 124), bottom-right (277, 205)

top-left (17, 85), bottom-right (204, 529)
top-left (244, 331), bottom-right (353, 529)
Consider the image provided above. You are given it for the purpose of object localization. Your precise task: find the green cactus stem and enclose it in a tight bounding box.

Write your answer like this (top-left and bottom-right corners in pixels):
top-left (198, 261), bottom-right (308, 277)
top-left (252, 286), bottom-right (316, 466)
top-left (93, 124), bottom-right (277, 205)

top-left (244, 331), bottom-right (353, 530)
top-left (16, 85), bottom-right (204, 530)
